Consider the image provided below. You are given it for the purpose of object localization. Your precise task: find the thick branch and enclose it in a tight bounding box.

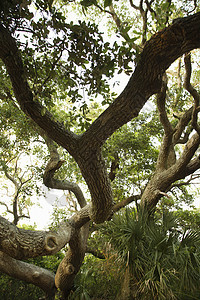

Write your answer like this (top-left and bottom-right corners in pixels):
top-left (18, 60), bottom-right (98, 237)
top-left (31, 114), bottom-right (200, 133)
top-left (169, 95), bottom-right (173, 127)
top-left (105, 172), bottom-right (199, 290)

top-left (80, 12), bottom-right (200, 150)
top-left (55, 222), bottom-right (89, 298)
top-left (54, 191), bottom-right (90, 297)
top-left (0, 215), bottom-right (72, 259)
top-left (2, 13), bottom-right (200, 154)
top-left (175, 155), bottom-right (200, 181)
top-left (0, 24), bottom-right (78, 157)
top-left (0, 251), bottom-right (56, 297)
top-left (43, 137), bottom-right (87, 209)
top-left (173, 132), bottom-right (200, 173)
top-left (1, 13), bottom-right (200, 224)
top-left (141, 132), bottom-right (200, 209)
top-left (157, 74), bottom-right (172, 135)
top-left (156, 74), bottom-right (175, 170)
top-left (173, 107), bottom-right (193, 144)
top-left (184, 53), bottom-right (200, 135)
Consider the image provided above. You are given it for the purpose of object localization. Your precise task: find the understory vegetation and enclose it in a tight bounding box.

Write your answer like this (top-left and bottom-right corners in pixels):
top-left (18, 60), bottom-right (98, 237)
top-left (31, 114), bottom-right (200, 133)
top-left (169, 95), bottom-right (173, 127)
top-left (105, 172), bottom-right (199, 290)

top-left (1, 0), bottom-right (200, 299)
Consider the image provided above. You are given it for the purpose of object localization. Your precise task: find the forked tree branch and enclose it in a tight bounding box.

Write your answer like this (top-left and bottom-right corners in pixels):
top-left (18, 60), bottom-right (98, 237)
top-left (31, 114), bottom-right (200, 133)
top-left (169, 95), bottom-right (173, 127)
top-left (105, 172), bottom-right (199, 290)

top-left (173, 107), bottom-right (193, 144)
top-left (170, 173), bottom-right (200, 190)
top-left (184, 53), bottom-right (200, 136)
top-left (43, 137), bottom-right (87, 209)
top-left (156, 73), bottom-right (176, 170)
top-left (157, 74), bottom-right (172, 135)
top-left (2, 13), bottom-right (200, 223)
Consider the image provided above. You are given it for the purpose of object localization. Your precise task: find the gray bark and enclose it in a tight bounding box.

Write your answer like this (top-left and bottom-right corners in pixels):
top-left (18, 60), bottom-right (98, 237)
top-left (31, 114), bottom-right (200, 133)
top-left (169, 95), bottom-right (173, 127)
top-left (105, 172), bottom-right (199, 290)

top-left (0, 251), bottom-right (56, 297)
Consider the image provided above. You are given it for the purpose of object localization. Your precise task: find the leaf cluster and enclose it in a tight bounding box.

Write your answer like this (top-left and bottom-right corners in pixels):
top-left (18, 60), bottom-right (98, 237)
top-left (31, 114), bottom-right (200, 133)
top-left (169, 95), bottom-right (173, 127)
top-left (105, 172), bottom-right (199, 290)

top-left (99, 207), bottom-right (200, 299)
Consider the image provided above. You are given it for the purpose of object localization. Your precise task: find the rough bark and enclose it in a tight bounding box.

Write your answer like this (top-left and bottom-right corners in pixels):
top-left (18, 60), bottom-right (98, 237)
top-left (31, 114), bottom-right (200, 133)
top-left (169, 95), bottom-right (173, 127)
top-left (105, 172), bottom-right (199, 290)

top-left (141, 47), bottom-right (200, 210)
top-left (1, 11), bottom-right (200, 298)
top-left (141, 122), bottom-right (200, 208)
top-left (0, 215), bottom-right (72, 259)
top-left (42, 142), bottom-right (90, 297)
top-left (0, 204), bottom-right (90, 297)
top-left (55, 222), bottom-right (89, 298)
top-left (1, 13), bottom-right (200, 223)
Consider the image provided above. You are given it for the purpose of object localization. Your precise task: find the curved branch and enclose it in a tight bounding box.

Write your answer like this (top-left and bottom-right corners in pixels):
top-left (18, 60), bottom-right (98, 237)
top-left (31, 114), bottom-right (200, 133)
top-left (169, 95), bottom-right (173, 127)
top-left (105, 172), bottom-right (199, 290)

top-left (109, 4), bottom-right (139, 50)
top-left (43, 137), bottom-right (87, 208)
top-left (2, 13), bottom-right (200, 154)
top-left (0, 201), bottom-right (13, 214)
top-left (80, 12), bottom-right (200, 150)
top-left (156, 74), bottom-right (175, 170)
top-left (3, 166), bottom-right (19, 188)
top-left (129, 0), bottom-right (140, 10)
top-left (174, 132), bottom-right (200, 174)
top-left (0, 23), bottom-right (78, 157)
top-left (173, 107), bottom-right (193, 144)
top-left (145, 0), bottom-right (157, 17)
top-left (141, 132), bottom-right (200, 209)
top-left (1, 13), bottom-right (200, 224)
top-left (175, 155), bottom-right (200, 181)
top-left (0, 251), bottom-right (56, 298)
top-left (157, 74), bottom-right (172, 135)
top-left (55, 222), bottom-right (89, 298)
top-left (184, 53), bottom-right (200, 135)
top-left (170, 173), bottom-right (200, 190)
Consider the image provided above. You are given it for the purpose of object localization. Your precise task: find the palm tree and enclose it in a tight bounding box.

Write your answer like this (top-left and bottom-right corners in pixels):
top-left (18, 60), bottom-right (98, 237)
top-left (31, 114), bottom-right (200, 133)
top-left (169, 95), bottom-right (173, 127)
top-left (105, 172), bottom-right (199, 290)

top-left (101, 207), bottom-right (200, 300)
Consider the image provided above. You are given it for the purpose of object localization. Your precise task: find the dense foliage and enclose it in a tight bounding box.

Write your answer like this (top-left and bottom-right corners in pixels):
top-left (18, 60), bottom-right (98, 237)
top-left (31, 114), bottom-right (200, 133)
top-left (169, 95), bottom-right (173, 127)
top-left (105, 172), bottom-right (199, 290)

top-left (1, 0), bottom-right (200, 299)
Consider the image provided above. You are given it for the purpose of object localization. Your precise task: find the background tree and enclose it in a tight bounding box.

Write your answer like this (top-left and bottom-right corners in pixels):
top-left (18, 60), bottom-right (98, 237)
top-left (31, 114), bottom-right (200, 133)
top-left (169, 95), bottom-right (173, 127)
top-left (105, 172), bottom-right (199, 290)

top-left (1, 0), bottom-right (200, 299)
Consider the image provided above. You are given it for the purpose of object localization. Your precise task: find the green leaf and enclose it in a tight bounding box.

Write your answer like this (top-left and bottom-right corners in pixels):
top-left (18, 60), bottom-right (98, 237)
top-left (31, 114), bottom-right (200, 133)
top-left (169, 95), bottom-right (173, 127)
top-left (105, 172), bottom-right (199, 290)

top-left (80, 0), bottom-right (97, 7)
top-left (104, 0), bottom-right (112, 8)
top-left (41, 107), bottom-right (46, 116)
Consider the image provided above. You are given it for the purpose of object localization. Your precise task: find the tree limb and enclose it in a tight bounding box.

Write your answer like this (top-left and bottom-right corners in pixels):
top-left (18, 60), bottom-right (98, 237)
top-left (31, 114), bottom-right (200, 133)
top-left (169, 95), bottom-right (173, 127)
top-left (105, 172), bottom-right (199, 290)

top-left (0, 251), bottom-right (56, 298)
top-left (173, 107), bottom-right (193, 144)
top-left (170, 173), bottom-right (200, 190)
top-left (0, 201), bottom-right (13, 214)
top-left (1, 13), bottom-right (200, 224)
top-left (43, 137), bottom-right (87, 209)
top-left (55, 222), bottom-right (89, 298)
top-left (113, 195), bottom-right (141, 212)
top-left (184, 53), bottom-right (200, 136)
top-left (0, 214), bottom-right (73, 259)
top-left (156, 73), bottom-right (176, 169)
top-left (109, 4), bottom-right (139, 50)
top-left (141, 132), bottom-right (200, 209)
top-left (157, 74), bottom-right (172, 135)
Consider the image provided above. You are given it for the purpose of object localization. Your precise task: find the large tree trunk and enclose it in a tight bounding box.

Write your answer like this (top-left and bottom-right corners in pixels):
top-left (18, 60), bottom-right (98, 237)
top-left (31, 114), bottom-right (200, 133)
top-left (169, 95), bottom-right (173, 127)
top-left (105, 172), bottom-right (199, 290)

top-left (1, 14), bottom-right (200, 224)
top-left (1, 12), bottom-right (200, 298)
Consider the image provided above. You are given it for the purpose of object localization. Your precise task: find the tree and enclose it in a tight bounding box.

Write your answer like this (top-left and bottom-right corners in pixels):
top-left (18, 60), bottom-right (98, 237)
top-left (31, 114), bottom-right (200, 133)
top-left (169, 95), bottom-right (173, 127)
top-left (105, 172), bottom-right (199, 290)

top-left (100, 208), bottom-right (200, 299)
top-left (1, 0), bottom-right (200, 298)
